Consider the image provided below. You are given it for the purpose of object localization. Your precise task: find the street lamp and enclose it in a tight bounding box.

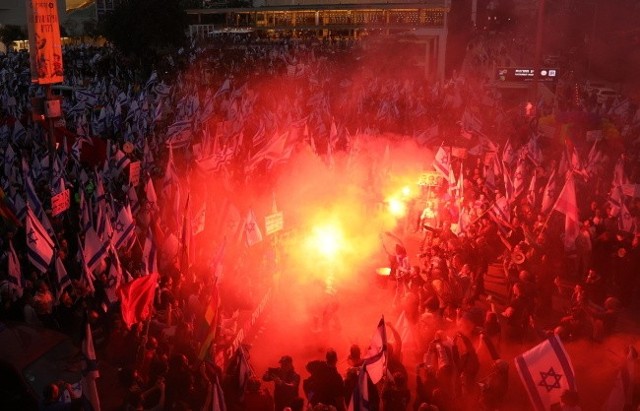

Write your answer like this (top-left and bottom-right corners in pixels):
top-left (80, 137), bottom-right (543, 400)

top-left (532, 0), bottom-right (546, 101)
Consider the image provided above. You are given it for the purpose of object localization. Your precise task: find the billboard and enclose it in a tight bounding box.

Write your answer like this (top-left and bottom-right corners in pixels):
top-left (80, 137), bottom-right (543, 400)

top-left (496, 67), bottom-right (558, 83)
top-left (26, 0), bottom-right (64, 85)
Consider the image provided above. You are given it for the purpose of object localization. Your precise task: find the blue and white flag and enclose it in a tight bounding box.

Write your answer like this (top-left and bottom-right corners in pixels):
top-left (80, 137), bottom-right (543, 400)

top-left (125, 100), bottom-right (139, 123)
top-left (514, 336), bottom-right (576, 411)
top-left (12, 192), bottom-right (26, 221)
top-left (348, 363), bottom-right (373, 411)
top-left (144, 178), bottom-right (158, 212)
top-left (112, 101), bottom-right (122, 131)
top-left (0, 124), bottom-right (10, 142)
top-left (433, 146), bottom-right (452, 182)
top-left (166, 119), bottom-right (191, 137)
top-left (489, 196), bottom-right (511, 227)
top-left (143, 229), bottom-right (158, 275)
top-left (165, 130), bottom-right (192, 149)
top-left (554, 175), bottom-right (580, 250)
top-left (116, 91), bottom-right (128, 107)
top-left (71, 138), bottom-right (83, 164)
top-left (92, 107), bottom-right (107, 135)
top-left (105, 245), bottom-right (123, 305)
top-left (144, 70), bottom-right (159, 89)
top-left (82, 323), bottom-right (99, 378)
top-left (214, 78), bottom-right (231, 98)
top-left (541, 169), bottom-right (557, 214)
top-left (12, 119), bottom-right (27, 144)
top-left (24, 171), bottom-right (43, 217)
top-left (244, 209), bottom-right (263, 247)
top-left (113, 149), bottom-right (131, 175)
top-left (502, 138), bottom-right (515, 166)
top-left (153, 100), bottom-right (164, 124)
top-left (52, 155), bottom-right (65, 188)
top-left (362, 316), bottom-right (387, 384)
top-left (415, 124), bottom-right (439, 146)
top-left (619, 202), bottom-right (635, 233)
top-left (7, 240), bottom-right (22, 298)
top-left (96, 202), bottom-right (114, 241)
top-left (67, 101), bottom-right (87, 117)
top-left (4, 144), bottom-right (16, 177)
top-left (94, 171), bottom-right (107, 206)
top-left (513, 158), bottom-right (527, 200)
top-left (128, 186), bottom-right (140, 215)
top-left (54, 256), bottom-right (72, 302)
top-left (153, 82), bottom-right (171, 97)
top-left (348, 317), bottom-right (387, 411)
top-left (202, 374), bottom-right (227, 411)
top-left (77, 238), bottom-right (96, 294)
top-left (81, 323), bottom-right (101, 411)
top-left (75, 89), bottom-right (97, 107)
top-left (83, 227), bottom-right (109, 273)
top-left (26, 206), bottom-right (54, 273)
top-left (112, 204), bottom-right (135, 249)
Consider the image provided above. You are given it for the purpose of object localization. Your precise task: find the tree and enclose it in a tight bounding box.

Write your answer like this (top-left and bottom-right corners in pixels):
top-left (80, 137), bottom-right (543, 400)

top-left (101, 0), bottom-right (188, 69)
top-left (0, 25), bottom-right (26, 51)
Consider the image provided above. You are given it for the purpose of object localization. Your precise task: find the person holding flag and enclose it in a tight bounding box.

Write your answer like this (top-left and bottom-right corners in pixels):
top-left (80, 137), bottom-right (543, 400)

top-left (348, 317), bottom-right (387, 411)
top-left (263, 355), bottom-right (302, 411)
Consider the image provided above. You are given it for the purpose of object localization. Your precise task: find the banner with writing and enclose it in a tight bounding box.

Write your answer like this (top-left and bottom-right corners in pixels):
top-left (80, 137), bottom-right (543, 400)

top-left (129, 161), bottom-right (141, 187)
top-left (51, 188), bottom-right (70, 216)
top-left (26, 0), bottom-right (64, 85)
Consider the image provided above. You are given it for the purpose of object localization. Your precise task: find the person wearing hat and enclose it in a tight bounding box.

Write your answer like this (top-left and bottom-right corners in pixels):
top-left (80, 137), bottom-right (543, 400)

top-left (263, 355), bottom-right (301, 411)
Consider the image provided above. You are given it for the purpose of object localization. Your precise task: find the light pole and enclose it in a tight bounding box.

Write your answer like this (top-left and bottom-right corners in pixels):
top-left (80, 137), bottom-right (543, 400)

top-left (532, 0), bottom-right (546, 102)
top-left (586, 0), bottom-right (598, 79)
top-left (471, 0), bottom-right (478, 28)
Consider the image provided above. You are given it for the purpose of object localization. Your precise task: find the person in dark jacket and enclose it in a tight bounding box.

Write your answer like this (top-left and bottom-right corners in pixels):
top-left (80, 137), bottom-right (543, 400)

top-left (263, 355), bottom-right (301, 411)
top-left (382, 372), bottom-right (411, 411)
top-left (304, 349), bottom-right (345, 410)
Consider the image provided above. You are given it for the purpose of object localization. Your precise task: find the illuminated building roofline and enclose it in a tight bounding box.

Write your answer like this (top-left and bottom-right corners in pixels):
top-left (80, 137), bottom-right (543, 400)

top-left (187, 2), bottom-right (450, 15)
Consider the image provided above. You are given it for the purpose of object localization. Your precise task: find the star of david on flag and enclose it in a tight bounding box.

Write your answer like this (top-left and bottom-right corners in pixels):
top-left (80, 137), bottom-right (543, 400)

top-left (25, 206), bottom-right (55, 273)
top-left (515, 335), bottom-right (577, 411)
top-left (433, 146), bottom-right (452, 182)
top-left (112, 204), bottom-right (135, 249)
top-left (114, 221), bottom-right (125, 233)
top-left (244, 209), bottom-right (263, 247)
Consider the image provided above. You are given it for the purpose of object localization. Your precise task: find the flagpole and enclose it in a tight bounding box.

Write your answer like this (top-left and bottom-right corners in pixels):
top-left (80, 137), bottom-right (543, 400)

top-left (137, 314), bottom-right (153, 368)
top-left (467, 199), bottom-right (499, 227)
top-left (45, 85), bottom-right (58, 181)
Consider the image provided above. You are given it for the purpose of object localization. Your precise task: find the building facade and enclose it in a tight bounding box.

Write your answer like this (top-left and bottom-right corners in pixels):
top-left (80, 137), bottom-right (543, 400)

top-left (187, 0), bottom-right (451, 80)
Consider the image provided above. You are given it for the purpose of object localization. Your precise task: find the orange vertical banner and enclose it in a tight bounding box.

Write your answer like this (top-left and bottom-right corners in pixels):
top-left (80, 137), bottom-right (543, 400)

top-left (25, 0), bottom-right (64, 85)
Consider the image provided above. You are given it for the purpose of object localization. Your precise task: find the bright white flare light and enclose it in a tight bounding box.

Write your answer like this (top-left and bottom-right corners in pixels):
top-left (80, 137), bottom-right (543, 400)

top-left (312, 225), bottom-right (342, 259)
top-left (387, 197), bottom-right (407, 217)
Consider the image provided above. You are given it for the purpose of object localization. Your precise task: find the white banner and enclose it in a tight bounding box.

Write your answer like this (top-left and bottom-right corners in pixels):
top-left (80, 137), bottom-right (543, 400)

top-left (264, 211), bottom-right (283, 235)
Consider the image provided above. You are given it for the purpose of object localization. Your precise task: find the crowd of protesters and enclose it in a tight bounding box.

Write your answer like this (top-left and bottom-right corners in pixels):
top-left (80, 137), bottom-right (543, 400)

top-left (0, 26), bottom-right (640, 411)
